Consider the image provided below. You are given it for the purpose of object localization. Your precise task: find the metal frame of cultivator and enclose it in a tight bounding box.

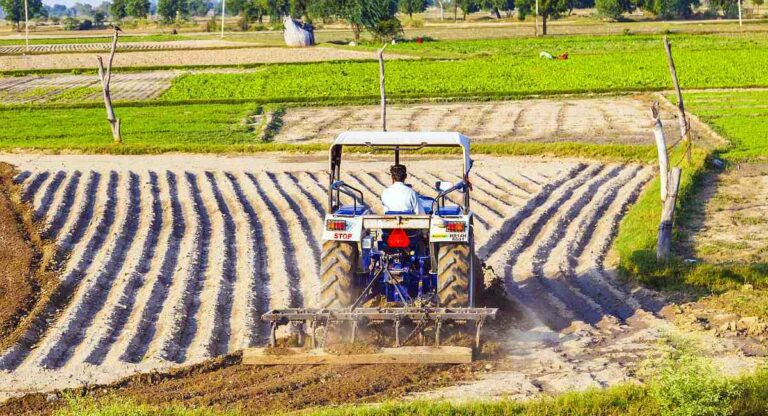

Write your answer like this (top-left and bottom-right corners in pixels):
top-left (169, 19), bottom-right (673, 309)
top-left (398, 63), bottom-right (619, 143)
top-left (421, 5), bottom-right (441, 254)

top-left (263, 307), bottom-right (497, 349)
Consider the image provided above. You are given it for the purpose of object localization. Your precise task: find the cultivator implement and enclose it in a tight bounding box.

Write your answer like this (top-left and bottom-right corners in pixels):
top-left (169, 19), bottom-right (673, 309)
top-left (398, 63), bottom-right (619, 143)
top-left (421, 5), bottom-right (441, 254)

top-left (262, 307), bottom-right (498, 349)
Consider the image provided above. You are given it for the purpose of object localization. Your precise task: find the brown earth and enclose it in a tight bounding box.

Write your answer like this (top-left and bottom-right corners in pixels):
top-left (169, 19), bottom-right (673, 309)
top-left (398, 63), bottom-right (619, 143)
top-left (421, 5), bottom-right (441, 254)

top-left (0, 347), bottom-right (487, 416)
top-left (0, 163), bottom-right (56, 342)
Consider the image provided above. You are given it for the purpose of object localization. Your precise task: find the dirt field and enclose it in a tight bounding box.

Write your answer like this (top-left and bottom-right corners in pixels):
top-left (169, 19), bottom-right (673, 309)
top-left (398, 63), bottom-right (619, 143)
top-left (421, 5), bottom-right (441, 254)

top-left (0, 71), bottom-right (181, 104)
top-left (274, 97), bottom-right (679, 145)
top-left (0, 153), bottom-right (764, 413)
top-left (0, 47), bottom-right (411, 71)
top-left (0, 40), bottom-right (253, 56)
top-left (0, 153), bottom-right (651, 398)
top-left (681, 163), bottom-right (768, 263)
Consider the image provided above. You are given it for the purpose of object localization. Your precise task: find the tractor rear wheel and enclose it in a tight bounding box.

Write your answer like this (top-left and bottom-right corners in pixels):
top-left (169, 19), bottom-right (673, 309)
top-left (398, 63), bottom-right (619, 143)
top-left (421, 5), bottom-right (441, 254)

top-left (319, 241), bottom-right (359, 308)
top-left (436, 243), bottom-right (471, 307)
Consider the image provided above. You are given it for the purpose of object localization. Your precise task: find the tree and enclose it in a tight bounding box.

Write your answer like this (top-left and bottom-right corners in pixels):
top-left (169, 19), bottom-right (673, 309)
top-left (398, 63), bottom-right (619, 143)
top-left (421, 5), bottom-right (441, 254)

top-left (0, 0), bottom-right (44, 30)
top-left (755, 0), bottom-right (763, 14)
top-left (73, 2), bottom-right (94, 16)
top-left (126, 0), bottom-right (150, 17)
top-left (482, 0), bottom-right (514, 17)
top-left (399, 0), bottom-right (427, 17)
top-left (434, 0), bottom-right (452, 19)
top-left (157, 0), bottom-right (187, 21)
top-left (188, 0), bottom-right (209, 16)
top-left (457, 0), bottom-right (479, 18)
top-left (49, 3), bottom-right (68, 16)
top-left (93, 10), bottom-right (106, 25)
top-left (95, 1), bottom-right (111, 14)
top-left (359, 0), bottom-right (400, 39)
top-left (517, 0), bottom-right (568, 34)
top-left (643, 0), bottom-right (698, 18)
top-left (596, 0), bottom-right (633, 19)
top-left (110, 0), bottom-right (127, 19)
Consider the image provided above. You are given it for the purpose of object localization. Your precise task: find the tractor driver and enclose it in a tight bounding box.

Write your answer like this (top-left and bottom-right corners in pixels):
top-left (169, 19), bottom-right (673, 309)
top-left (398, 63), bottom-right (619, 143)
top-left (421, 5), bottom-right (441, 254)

top-left (381, 164), bottom-right (425, 215)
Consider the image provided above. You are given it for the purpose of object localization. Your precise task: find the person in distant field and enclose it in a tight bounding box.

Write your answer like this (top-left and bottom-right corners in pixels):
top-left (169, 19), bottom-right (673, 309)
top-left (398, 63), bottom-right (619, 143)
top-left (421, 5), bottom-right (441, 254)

top-left (381, 164), bottom-right (425, 215)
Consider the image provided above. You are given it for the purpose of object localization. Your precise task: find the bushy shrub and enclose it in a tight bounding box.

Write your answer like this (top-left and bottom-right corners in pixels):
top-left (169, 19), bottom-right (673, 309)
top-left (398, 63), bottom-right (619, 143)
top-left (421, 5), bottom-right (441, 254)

top-left (62, 17), bottom-right (79, 30)
top-left (649, 338), bottom-right (739, 416)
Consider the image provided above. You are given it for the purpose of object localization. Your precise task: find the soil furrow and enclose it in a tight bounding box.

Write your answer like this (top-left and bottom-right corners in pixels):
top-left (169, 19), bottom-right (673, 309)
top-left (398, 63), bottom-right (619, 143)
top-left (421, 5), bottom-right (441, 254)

top-left (525, 166), bottom-right (625, 325)
top-left (245, 172), bottom-right (303, 309)
top-left (21, 171), bottom-right (50, 203)
top-left (122, 171), bottom-right (186, 363)
top-left (285, 172), bottom-right (326, 217)
top-left (224, 172), bottom-right (269, 347)
top-left (12, 170), bottom-right (31, 184)
top-left (158, 172), bottom-right (211, 363)
top-left (42, 171), bottom-right (82, 241)
top-left (269, 172), bottom-right (322, 266)
top-left (38, 172), bottom-right (139, 369)
top-left (201, 172), bottom-right (238, 358)
top-left (33, 171), bottom-right (66, 221)
top-left (53, 172), bottom-right (102, 267)
top-left (497, 166), bottom-right (604, 330)
top-left (478, 164), bottom-right (586, 260)
top-left (554, 166), bottom-right (645, 319)
top-left (84, 172), bottom-right (164, 365)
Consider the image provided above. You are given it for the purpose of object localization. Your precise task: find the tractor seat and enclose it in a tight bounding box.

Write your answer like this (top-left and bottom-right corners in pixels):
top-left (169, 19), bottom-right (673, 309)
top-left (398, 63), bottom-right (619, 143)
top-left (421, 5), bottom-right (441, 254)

top-left (436, 205), bottom-right (462, 216)
top-left (336, 204), bottom-right (369, 216)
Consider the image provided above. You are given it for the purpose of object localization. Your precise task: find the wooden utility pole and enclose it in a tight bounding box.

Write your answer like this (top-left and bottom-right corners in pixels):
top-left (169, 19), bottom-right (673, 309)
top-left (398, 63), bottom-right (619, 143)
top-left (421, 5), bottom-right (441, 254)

top-left (652, 102), bottom-right (681, 261)
top-left (24, 0), bottom-right (29, 54)
top-left (652, 102), bottom-right (669, 200)
top-left (737, 0), bottom-right (743, 27)
top-left (663, 36), bottom-right (691, 164)
top-left (97, 29), bottom-right (122, 143)
top-left (378, 44), bottom-right (388, 132)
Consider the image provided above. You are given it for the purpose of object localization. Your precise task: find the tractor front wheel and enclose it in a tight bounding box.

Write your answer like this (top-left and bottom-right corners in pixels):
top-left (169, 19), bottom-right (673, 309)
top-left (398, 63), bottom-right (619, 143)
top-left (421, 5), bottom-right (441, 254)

top-left (319, 241), bottom-right (360, 308)
top-left (436, 243), bottom-right (471, 307)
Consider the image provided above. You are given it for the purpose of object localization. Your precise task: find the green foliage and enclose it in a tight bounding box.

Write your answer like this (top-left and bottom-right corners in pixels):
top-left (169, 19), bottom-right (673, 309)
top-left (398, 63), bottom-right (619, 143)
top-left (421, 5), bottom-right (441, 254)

top-left (596, 0), bottom-right (634, 19)
top-left (516, 0), bottom-right (569, 33)
top-left (111, 0), bottom-right (127, 20)
top-left (457, 0), bottom-right (480, 18)
top-left (0, 0), bottom-right (44, 26)
top-left (360, 0), bottom-right (401, 40)
top-left (681, 90), bottom-right (768, 162)
top-left (482, 0), bottom-right (516, 17)
top-left (157, 0), bottom-right (188, 22)
top-left (161, 35), bottom-right (768, 103)
top-left (398, 0), bottom-right (427, 17)
top-left (126, 0), bottom-right (151, 18)
top-left (642, 0), bottom-right (699, 19)
top-left (649, 337), bottom-right (739, 416)
top-left (187, 0), bottom-right (209, 16)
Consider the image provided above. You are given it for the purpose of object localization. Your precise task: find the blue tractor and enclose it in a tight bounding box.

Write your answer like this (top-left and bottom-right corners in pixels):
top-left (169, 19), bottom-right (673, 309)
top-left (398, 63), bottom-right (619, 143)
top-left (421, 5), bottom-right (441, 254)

top-left (263, 132), bottom-right (496, 348)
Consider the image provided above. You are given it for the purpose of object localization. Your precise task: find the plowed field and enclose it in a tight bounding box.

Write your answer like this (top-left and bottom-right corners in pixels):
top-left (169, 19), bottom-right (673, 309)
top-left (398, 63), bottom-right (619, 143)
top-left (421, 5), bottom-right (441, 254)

top-left (0, 154), bottom-right (657, 400)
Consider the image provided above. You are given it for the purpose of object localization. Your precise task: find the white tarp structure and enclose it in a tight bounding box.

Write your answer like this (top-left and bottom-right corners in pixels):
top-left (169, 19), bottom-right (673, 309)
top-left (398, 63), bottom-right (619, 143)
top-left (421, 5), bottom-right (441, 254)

top-left (283, 16), bottom-right (315, 47)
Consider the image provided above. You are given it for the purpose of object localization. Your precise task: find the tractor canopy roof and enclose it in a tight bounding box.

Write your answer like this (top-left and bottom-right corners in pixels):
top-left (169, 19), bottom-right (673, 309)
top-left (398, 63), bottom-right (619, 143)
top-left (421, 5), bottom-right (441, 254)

top-left (331, 131), bottom-right (471, 176)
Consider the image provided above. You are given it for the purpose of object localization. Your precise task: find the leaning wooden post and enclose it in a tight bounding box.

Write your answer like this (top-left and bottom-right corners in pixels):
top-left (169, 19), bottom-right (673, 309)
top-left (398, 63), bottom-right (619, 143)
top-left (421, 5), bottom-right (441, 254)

top-left (652, 102), bottom-right (669, 200)
top-left (97, 28), bottom-right (122, 143)
top-left (378, 44), bottom-right (388, 132)
top-left (663, 36), bottom-right (691, 164)
top-left (657, 167), bottom-right (681, 261)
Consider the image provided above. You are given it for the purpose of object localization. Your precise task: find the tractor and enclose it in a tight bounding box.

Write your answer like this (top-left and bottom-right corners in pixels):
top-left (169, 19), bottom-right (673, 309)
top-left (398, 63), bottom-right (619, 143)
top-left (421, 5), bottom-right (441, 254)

top-left (261, 132), bottom-right (497, 351)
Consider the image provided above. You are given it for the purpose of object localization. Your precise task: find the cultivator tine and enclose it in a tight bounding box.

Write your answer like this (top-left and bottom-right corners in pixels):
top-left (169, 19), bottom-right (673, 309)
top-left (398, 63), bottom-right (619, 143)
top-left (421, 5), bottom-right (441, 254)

top-left (475, 318), bottom-right (485, 350)
top-left (435, 318), bottom-right (442, 347)
top-left (269, 321), bottom-right (278, 348)
top-left (394, 318), bottom-right (401, 347)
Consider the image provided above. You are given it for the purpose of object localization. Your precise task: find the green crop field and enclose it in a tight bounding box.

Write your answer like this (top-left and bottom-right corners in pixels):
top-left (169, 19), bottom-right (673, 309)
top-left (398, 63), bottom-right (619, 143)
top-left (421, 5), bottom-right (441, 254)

top-left (0, 103), bottom-right (263, 152)
top-left (160, 34), bottom-right (768, 103)
top-left (684, 90), bottom-right (768, 162)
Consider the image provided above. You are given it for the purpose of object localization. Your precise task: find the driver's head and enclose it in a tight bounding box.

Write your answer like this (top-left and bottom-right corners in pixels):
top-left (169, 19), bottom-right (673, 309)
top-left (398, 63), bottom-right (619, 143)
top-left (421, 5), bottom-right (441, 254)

top-left (390, 164), bottom-right (407, 183)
